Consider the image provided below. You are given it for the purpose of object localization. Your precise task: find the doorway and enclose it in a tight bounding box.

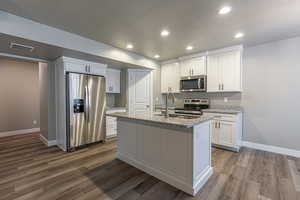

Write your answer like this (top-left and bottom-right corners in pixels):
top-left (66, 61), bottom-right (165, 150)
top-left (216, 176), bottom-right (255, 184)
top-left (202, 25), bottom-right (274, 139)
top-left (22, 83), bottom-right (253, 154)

top-left (127, 69), bottom-right (153, 115)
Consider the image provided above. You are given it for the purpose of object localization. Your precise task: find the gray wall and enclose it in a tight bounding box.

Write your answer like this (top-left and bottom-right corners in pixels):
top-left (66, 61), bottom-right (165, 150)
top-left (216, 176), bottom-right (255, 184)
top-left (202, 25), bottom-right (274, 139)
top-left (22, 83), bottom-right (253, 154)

top-left (0, 57), bottom-right (39, 133)
top-left (39, 62), bottom-right (49, 139)
top-left (39, 62), bottom-right (56, 141)
top-left (242, 37), bottom-right (300, 151)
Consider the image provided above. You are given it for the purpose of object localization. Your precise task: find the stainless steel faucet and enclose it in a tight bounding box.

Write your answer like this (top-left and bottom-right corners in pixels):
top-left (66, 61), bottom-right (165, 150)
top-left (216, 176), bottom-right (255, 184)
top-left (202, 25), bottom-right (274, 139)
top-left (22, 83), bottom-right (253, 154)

top-left (164, 91), bottom-right (176, 118)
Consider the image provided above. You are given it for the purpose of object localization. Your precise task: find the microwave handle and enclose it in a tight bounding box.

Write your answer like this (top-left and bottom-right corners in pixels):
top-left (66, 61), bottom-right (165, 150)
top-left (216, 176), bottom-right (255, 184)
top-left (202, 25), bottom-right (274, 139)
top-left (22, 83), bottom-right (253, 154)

top-left (198, 78), bottom-right (201, 89)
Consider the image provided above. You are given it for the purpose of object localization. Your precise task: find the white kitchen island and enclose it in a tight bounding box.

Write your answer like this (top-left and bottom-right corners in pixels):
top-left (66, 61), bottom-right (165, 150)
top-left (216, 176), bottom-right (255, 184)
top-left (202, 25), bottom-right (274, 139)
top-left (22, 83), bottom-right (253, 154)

top-left (106, 112), bottom-right (213, 196)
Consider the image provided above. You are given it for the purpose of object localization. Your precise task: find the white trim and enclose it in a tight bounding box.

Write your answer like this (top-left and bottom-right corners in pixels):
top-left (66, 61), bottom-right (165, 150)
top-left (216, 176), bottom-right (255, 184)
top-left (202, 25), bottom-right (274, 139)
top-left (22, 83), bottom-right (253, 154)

top-left (0, 52), bottom-right (49, 63)
top-left (0, 128), bottom-right (40, 137)
top-left (178, 51), bottom-right (208, 61)
top-left (39, 134), bottom-right (57, 147)
top-left (161, 45), bottom-right (243, 64)
top-left (207, 45), bottom-right (243, 56)
top-left (193, 167), bottom-right (214, 196)
top-left (118, 153), bottom-right (213, 196)
top-left (161, 59), bottom-right (179, 65)
top-left (127, 68), bottom-right (152, 72)
top-left (243, 141), bottom-right (300, 158)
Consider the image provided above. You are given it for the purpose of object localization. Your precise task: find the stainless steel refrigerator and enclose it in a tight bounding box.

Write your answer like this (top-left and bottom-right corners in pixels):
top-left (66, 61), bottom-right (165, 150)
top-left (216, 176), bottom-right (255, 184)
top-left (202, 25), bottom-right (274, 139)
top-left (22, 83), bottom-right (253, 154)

top-left (66, 72), bottom-right (106, 151)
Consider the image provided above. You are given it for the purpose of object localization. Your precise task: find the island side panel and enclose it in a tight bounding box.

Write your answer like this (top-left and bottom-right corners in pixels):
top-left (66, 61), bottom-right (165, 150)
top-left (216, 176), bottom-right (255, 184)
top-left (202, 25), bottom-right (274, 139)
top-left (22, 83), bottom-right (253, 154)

top-left (192, 121), bottom-right (213, 195)
top-left (116, 118), bottom-right (195, 195)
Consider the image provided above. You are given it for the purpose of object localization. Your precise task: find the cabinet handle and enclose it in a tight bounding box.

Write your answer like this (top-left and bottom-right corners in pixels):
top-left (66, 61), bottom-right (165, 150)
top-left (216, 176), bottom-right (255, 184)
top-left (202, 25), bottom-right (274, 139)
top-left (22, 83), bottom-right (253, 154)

top-left (85, 65), bottom-right (88, 72)
top-left (222, 84), bottom-right (224, 90)
top-left (192, 69), bottom-right (194, 75)
top-left (218, 122), bottom-right (221, 128)
top-left (88, 65), bottom-right (90, 72)
top-left (218, 84), bottom-right (221, 91)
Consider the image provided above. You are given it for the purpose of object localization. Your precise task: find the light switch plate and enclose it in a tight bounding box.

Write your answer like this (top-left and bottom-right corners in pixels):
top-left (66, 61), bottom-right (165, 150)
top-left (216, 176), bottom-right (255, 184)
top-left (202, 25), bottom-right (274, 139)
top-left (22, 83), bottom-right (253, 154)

top-left (224, 97), bottom-right (228, 103)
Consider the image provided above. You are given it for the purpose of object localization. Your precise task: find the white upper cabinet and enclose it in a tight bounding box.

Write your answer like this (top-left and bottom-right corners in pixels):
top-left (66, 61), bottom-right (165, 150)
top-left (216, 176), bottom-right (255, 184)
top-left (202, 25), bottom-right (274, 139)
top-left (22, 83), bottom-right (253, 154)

top-left (161, 62), bottom-right (180, 93)
top-left (180, 56), bottom-right (206, 77)
top-left (207, 49), bottom-right (242, 92)
top-left (106, 68), bottom-right (121, 93)
top-left (62, 57), bottom-right (107, 76)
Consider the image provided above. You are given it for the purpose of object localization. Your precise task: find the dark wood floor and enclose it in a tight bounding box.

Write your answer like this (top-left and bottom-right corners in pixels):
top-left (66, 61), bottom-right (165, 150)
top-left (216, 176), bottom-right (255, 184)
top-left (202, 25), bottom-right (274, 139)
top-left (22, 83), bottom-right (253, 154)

top-left (0, 133), bottom-right (299, 200)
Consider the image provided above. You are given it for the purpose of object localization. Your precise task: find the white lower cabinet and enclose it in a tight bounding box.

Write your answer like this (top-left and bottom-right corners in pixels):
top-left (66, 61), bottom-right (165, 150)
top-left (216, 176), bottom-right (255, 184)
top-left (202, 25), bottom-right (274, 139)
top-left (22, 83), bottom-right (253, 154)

top-left (106, 108), bottom-right (126, 138)
top-left (204, 112), bottom-right (243, 151)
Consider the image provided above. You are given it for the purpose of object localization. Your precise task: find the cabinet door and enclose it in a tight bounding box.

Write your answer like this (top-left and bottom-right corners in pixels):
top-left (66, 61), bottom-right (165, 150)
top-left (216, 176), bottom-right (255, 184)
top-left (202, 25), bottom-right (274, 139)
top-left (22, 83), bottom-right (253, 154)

top-left (220, 51), bottom-right (241, 92)
top-left (190, 56), bottom-right (206, 76)
top-left (106, 69), bottom-right (121, 93)
top-left (170, 62), bottom-right (180, 93)
top-left (161, 63), bottom-right (170, 93)
top-left (180, 59), bottom-right (191, 77)
top-left (112, 70), bottom-right (121, 93)
top-left (106, 116), bottom-right (117, 137)
top-left (207, 55), bottom-right (221, 92)
top-left (65, 62), bottom-right (87, 73)
top-left (218, 121), bottom-right (235, 147)
top-left (161, 62), bottom-right (180, 93)
top-left (211, 120), bottom-right (219, 144)
top-left (89, 63), bottom-right (107, 76)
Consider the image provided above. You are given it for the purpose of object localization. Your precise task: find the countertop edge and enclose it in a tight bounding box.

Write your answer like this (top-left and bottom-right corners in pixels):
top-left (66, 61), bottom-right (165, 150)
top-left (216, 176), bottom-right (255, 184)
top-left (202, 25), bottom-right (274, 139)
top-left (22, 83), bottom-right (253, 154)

top-left (202, 109), bottom-right (243, 115)
top-left (106, 113), bottom-right (212, 128)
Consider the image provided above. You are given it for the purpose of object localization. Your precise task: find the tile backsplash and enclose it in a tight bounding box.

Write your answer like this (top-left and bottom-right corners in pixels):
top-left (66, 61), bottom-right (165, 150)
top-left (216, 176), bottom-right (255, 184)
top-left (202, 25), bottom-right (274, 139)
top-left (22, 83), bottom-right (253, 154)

top-left (162, 92), bottom-right (242, 110)
top-left (106, 94), bottom-right (115, 107)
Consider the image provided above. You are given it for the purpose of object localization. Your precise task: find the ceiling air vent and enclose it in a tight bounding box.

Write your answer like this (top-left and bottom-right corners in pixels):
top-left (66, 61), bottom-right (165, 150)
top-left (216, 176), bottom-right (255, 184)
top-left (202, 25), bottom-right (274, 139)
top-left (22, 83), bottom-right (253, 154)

top-left (10, 42), bottom-right (35, 52)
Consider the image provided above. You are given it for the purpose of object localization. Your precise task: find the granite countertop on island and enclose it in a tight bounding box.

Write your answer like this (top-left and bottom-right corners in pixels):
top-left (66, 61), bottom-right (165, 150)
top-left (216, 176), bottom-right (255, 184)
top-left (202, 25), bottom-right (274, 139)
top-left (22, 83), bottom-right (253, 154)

top-left (106, 112), bottom-right (212, 128)
top-left (202, 108), bottom-right (242, 115)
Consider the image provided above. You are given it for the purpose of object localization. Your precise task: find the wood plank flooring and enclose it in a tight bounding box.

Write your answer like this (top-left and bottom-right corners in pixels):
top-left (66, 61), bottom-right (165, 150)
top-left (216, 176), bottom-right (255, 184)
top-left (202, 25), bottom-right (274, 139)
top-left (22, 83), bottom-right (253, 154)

top-left (0, 133), bottom-right (299, 200)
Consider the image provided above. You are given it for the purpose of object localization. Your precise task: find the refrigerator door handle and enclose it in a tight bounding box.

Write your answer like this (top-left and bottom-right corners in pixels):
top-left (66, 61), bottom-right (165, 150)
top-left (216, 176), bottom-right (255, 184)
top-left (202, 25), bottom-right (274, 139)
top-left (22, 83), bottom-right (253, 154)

top-left (85, 85), bottom-right (89, 122)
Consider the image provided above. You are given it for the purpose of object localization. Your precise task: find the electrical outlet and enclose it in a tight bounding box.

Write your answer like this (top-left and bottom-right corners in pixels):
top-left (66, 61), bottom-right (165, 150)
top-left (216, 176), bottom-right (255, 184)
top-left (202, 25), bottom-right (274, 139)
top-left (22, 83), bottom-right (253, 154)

top-left (33, 120), bottom-right (37, 125)
top-left (224, 97), bottom-right (228, 103)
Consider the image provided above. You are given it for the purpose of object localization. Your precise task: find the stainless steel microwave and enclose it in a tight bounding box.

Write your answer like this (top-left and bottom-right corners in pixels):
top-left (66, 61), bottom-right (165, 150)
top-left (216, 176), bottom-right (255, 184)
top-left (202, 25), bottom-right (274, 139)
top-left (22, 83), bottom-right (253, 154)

top-left (180, 75), bottom-right (207, 92)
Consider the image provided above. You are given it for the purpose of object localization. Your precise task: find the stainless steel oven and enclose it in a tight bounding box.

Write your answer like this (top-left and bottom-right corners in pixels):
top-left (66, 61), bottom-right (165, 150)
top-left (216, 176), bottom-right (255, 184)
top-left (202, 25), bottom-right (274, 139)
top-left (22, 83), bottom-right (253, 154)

top-left (180, 75), bottom-right (206, 92)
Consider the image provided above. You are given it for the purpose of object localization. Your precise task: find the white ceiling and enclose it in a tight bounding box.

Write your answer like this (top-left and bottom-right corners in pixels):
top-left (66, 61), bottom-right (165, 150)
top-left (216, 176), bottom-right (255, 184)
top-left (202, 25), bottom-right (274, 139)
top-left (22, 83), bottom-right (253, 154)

top-left (1, 0), bottom-right (300, 61)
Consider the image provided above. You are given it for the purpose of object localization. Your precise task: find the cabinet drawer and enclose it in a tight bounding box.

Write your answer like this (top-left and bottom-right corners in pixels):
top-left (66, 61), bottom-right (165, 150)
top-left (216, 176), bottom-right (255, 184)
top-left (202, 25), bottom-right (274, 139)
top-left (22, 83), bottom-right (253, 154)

top-left (203, 113), bottom-right (237, 122)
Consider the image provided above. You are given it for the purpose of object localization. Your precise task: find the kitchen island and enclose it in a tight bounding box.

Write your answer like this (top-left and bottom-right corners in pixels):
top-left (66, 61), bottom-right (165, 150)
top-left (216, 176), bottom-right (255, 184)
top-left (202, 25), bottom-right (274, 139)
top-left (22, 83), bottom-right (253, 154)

top-left (106, 112), bottom-right (213, 196)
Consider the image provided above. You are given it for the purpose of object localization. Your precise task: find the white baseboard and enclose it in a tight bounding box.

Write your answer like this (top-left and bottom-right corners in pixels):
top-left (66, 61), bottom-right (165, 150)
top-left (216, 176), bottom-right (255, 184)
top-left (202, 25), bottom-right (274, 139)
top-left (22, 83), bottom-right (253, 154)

top-left (39, 134), bottom-right (57, 147)
top-left (0, 128), bottom-right (40, 137)
top-left (243, 141), bottom-right (300, 158)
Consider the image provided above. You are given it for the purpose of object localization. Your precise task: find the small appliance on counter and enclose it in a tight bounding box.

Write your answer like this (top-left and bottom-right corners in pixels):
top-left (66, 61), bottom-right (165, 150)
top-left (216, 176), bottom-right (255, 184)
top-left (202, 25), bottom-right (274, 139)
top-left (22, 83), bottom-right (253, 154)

top-left (175, 98), bottom-right (209, 116)
top-left (180, 75), bottom-right (207, 92)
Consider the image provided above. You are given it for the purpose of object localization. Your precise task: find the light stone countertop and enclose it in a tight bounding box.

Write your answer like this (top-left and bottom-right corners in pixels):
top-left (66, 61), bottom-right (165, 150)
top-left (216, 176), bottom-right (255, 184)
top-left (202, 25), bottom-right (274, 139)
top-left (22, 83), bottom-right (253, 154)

top-left (106, 107), bottom-right (126, 113)
top-left (202, 108), bottom-right (242, 115)
top-left (106, 112), bottom-right (213, 128)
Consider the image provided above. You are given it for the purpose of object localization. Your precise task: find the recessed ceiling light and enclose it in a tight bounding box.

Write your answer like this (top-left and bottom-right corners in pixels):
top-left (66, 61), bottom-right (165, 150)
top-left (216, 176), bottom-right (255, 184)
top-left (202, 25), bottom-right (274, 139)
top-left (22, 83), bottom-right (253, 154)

top-left (126, 44), bottom-right (133, 49)
top-left (154, 55), bottom-right (160, 59)
top-left (161, 30), bottom-right (170, 37)
top-left (218, 6), bottom-right (232, 15)
top-left (234, 32), bottom-right (244, 39)
top-left (186, 46), bottom-right (193, 50)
